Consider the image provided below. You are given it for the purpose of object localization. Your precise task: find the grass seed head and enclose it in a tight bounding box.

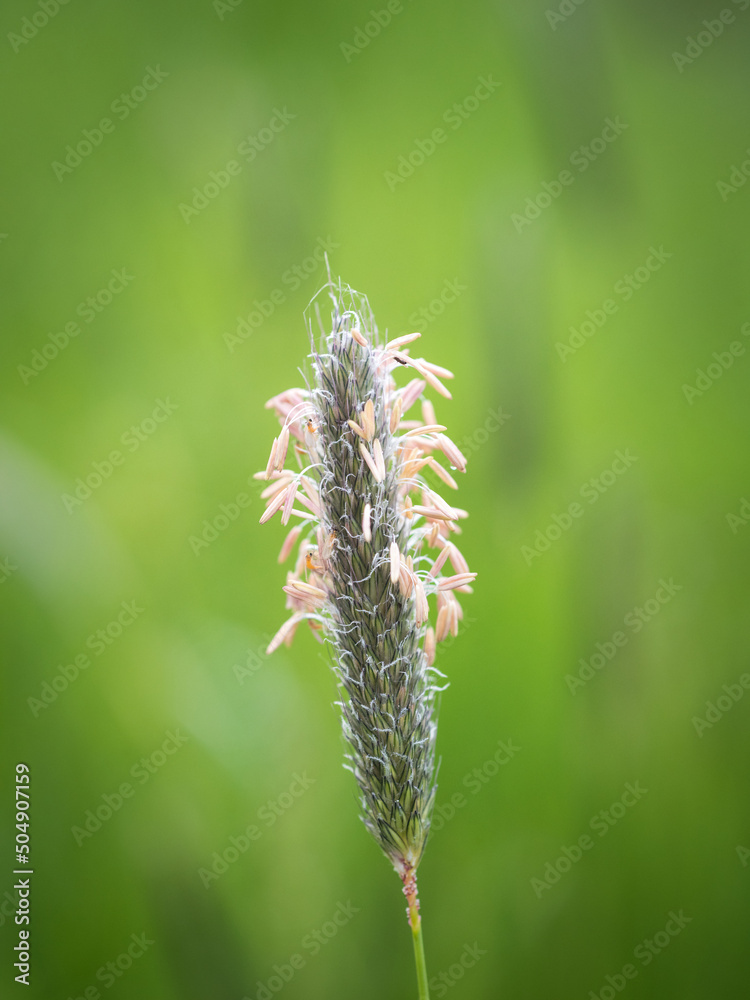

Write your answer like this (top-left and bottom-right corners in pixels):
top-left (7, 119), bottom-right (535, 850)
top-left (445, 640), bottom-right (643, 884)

top-left (259, 276), bottom-right (475, 876)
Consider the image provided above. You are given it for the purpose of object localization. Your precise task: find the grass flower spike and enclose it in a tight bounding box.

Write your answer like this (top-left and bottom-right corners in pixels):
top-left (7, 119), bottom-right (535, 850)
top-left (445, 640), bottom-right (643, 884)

top-left (258, 276), bottom-right (475, 999)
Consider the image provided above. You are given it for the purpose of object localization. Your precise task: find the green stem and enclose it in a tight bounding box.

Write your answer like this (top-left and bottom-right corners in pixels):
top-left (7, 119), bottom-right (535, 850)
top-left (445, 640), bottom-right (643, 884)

top-left (410, 909), bottom-right (430, 1000)
top-left (403, 867), bottom-right (430, 1000)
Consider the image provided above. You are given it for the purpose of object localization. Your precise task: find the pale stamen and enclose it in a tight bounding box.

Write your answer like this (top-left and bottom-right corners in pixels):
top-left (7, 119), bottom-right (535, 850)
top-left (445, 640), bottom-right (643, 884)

top-left (437, 573), bottom-right (477, 591)
top-left (435, 604), bottom-right (451, 642)
top-left (267, 613), bottom-right (306, 654)
top-left (414, 579), bottom-right (429, 626)
top-left (422, 399), bottom-right (437, 426)
top-left (427, 457), bottom-right (458, 490)
top-left (261, 472), bottom-right (294, 500)
top-left (285, 579), bottom-right (327, 600)
top-left (417, 358), bottom-right (454, 379)
top-left (363, 502), bottom-right (372, 543)
top-left (403, 424), bottom-right (447, 438)
top-left (348, 419), bottom-right (367, 439)
top-left (278, 524), bottom-right (303, 563)
top-left (424, 627), bottom-right (436, 665)
top-left (274, 424), bottom-right (291, 470)
top-left (409, 359), bottom-right (452, 399)
top-left (447, 543), bottom-right (470, 575)
top-left (390, 542), bottom-right (401, 584)
top-left (398, 561), bottom-right (414, 597)
top-left (372, 439), bottom-right (386, 481)
top-left (428, 546), bottom-right (451, 578)
top-left (449, 596), bottom-right (460, 637)
top-left (281, 480), bottom-right (299, 526)
top-left (359, 441), bottom-right (385, 483)
top-left (264, 437), bottom-right (279, 480)
top-left (385, 332), bottom-right (421, 351)
top-left (389, 395), bottom-right (403, 433)
top-left (362, 399), bottom-right (376, 441)
top-left (398, 378), bottom-right (428, 414)
top-left (436, 434), bottom-right (467, 472)
top-left (410, 505), bottom-right (456, 522)
top-left (422, 488), bottom-right (459, 520)
top-left (259, 484), bottom-right (290, 524)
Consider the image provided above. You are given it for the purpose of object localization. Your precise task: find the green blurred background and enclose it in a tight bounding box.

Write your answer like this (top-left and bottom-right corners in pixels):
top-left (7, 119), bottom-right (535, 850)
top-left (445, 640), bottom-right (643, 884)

top-left (2, 0), bottom-right (749, 997)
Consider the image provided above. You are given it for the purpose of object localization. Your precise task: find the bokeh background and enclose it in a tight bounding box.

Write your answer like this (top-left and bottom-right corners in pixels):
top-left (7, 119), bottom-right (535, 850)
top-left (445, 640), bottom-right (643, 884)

top-left (2, 1), bottom-right (749, 997)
